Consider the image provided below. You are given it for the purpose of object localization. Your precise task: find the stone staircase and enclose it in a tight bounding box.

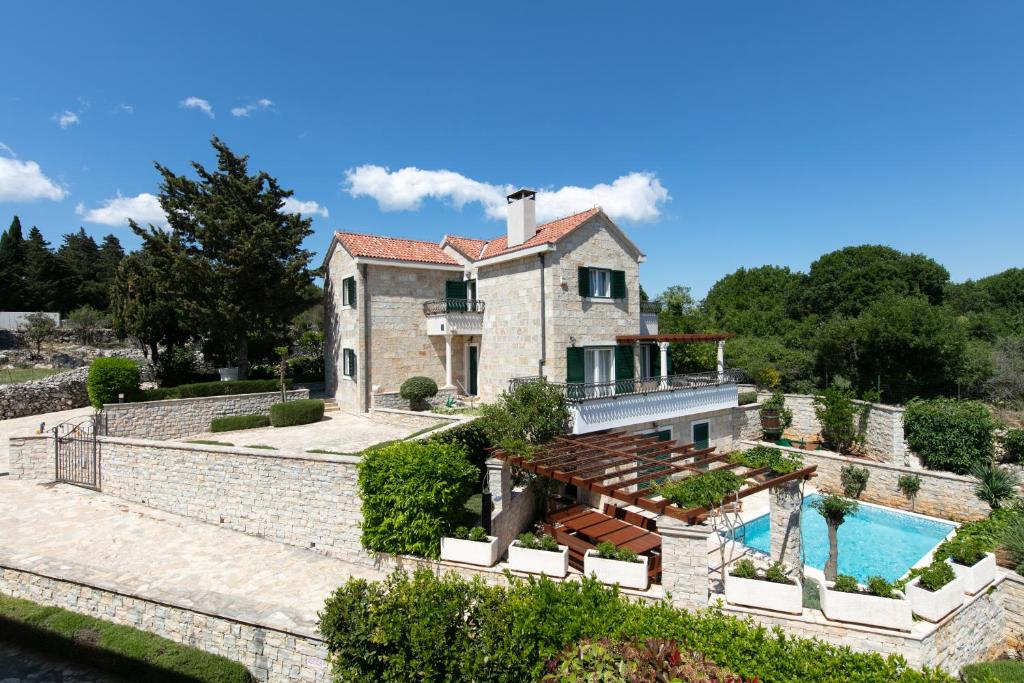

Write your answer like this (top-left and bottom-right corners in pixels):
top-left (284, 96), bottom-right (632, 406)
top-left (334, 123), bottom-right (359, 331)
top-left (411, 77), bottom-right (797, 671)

top-left (322, 397), bottom-right (340, 414)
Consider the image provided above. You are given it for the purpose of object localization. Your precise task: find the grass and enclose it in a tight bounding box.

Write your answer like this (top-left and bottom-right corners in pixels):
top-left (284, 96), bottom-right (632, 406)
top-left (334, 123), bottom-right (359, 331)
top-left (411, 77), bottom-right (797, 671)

top-left (244, 444), bottom-right (277, 450)
top-left (186, 440), bottom-right (234, 447)
top-left (430, 405), bottom-right (484, 416)
top-left (0, 367), bottom-right (62, 385)
top-left (962, 660), bottom-right (1024, 682)
top-left (306, 448), bottom-right (356, 455)
top-left (0, 592), bottom-right (252, 682)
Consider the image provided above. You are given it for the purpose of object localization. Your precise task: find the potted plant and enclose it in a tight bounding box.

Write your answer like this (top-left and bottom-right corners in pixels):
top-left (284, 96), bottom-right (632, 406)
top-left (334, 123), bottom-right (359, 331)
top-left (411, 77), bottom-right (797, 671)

top-left (944, 538), bottom-right (997, 595)
top-left (507, 531), bottom-right (569, 578)
top-left (905, 560), bottom-right (964, 622)
top-left (818, 575), bottom-right (913, 631)
top-left (759, 391), bottom-right (792, 441)
top-left (440, 526), bottom-right (499, 567)
top-left (724, 560), bottom-right (802, 615)
top-left (584, 541), bottom-right (649, 590)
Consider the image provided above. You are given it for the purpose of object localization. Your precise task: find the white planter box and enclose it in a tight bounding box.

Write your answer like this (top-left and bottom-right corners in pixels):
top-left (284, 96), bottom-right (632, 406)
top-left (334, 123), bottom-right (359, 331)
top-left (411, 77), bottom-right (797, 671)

top-left (583, 549), bottom-right (649, 590)
top-left (507, 542), bottom-right (569, 578)
top-left (440, 536), bottom-right (499, 567)
top-left (950, 553), bottom-right (996, 595)
top-left (725, 572), bottom-right (802, 615)
top-left (819, 582), bottom-right (913, 631)
top-left (906, 574), bottom-right (964, 622)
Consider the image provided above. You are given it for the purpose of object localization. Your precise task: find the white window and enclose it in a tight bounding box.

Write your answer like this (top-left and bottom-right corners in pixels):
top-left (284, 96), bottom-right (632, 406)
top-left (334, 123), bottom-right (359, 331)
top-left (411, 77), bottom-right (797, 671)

top-left (589, 268), bottom-right (611, 298)
top-left (584, 347), bottom-right (615, 397)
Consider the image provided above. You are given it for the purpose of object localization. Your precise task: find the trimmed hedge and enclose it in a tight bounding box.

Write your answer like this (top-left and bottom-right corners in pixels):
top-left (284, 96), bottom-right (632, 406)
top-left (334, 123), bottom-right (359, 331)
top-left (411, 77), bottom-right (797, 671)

top-left (210, 414), bottom-right (270, 433)
top-left (904, 398), bottom-right (996, 474)
top-left (0, 592), bottom-right (252, 682)
top-left (357, 441), bottom-right (478, 558)
top-left (87, 357), bottom-right (140, 408)
top-left (400, 376), bottom-right (439, 403)
top-left (962, 660), bottom-right (1024, 682)
top-left (269, 398), bottom-right (324, 427)
top-left (138, 379), bottom-right (292, 402)
top-left (318, 569), bottom-right (953, 683)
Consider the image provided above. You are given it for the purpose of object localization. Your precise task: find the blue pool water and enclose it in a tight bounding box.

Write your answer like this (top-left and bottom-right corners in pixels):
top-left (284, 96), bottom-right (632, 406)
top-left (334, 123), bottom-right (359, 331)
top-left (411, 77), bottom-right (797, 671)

top-left (729, 493), bottom-right (955, 583)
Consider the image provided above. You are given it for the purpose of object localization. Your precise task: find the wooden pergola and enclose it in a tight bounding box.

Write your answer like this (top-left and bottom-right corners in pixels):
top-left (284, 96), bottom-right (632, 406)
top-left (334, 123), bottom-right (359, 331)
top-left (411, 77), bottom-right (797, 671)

top-left (489, 431), bottom-right (816, 524)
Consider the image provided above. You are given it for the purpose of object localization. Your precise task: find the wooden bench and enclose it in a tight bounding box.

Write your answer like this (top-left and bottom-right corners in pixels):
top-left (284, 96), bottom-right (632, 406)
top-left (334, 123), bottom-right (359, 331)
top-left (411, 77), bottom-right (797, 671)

top-left (545, 524), bottom-right (595, 571)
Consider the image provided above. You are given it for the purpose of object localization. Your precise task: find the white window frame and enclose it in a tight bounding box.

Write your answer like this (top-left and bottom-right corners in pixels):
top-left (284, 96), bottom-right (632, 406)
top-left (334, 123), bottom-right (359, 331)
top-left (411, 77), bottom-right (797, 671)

top-left (584, 347), bottom-right (615, 398)
top-left (342, 276), bottom-right (356, 308)
top-left (588, 268), bottom-right (612, 298)
top-left (342, 348), bottom-right (356, 378)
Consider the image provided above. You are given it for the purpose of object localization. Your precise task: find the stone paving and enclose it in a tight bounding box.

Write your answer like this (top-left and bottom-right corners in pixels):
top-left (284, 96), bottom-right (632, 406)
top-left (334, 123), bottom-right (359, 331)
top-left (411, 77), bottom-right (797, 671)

top-left (0, 406), bottom-right (92, 475)
top-left (0, 479), bottom-right (383, 638)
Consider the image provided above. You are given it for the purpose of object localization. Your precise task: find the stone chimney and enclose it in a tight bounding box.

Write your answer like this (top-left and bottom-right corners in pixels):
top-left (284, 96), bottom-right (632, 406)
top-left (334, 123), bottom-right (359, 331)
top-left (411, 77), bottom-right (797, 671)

top-left (506, 188), bottom-right (536, 247)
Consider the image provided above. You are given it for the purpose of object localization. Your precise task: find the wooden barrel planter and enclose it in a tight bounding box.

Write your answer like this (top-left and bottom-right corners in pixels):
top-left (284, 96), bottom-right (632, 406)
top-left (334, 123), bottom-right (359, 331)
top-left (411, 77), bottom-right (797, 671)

top-left (760, 409), bottom-right (783, 440)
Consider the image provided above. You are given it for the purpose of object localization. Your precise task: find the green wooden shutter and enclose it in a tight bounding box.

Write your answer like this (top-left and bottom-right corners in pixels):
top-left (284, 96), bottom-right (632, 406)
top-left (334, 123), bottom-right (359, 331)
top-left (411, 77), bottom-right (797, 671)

top-left (577, 267), bottom-right (590, 297)
top-left (610, 270), bottom-right (626, 299)
top-left (445, 279), bottom-right (467, 300)
top-left (350, 349), bottom-right (357, 378)
top-left (567, 347), bottom-right (585, 383)
top-left (666, 348), bottom-right (673, 376)
top-left (615, 344), bottom-right (634, 395)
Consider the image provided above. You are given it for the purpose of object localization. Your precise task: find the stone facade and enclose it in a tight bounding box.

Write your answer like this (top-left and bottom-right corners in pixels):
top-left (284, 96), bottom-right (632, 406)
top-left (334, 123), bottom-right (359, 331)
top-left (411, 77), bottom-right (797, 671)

top-left (742, 440), bottom-right (989, 521)
top-left (102, 389), bottom-right (309, 441)
top-left (657, 516), bottom-right (712, 611)
top-left (0, 566), bottom-right (329, 683)
top-left (7, 434), bottom-right (53, 480)
top-left (769, 479), bottom-right (803, 573)
top-left (0, 366), bottom-right (89, 419)
top-left (628, 405), bottom-right (737, 453)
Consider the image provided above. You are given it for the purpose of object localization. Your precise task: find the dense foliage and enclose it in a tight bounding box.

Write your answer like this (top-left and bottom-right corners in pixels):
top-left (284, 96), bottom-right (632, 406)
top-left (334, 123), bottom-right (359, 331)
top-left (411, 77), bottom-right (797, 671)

top-left (479, 380), bottom-right (571, 445)
top-left (814, 384), bottom-right (863, 453)
top-left (971, 462), bottom-right (1019, 510)
top-left (1003, 429), bottom-right (1024, 464)
top-left (658, 470), bottom-right (744, 509)
top-left (138, 378), bottom-right (290, 402)
top-left (400, 376), bottom-right (439, 403)
top-left (357, 442), bottom-right (478, 558)
top-left (210, 414), bottom-right (270, 433)
top-left (916, 560), bottom-right (955, 592)
top-left (728, 445), bottom-right (803, 475)
top-left (543, 638), bottom-right (735, 682)
top-left (87, 357), bottom-right (140, 408)
top-left (269, 398), bottom-right (325, 427)
top-left (903, 398), bottom-right (996, 474)
top-left (318, 569), bottom-right (952, 683)
top-left (840, 464), bottom-right (871, 499)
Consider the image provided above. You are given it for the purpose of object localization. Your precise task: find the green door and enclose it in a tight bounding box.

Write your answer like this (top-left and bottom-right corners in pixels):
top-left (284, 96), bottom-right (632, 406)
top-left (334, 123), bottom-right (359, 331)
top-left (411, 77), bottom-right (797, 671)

top-left (445, 280), bottom-right (467, 312)
top-left (693, 422), bottom-right (710, 450)
top-left (468, 346), bottom-right (479, 396)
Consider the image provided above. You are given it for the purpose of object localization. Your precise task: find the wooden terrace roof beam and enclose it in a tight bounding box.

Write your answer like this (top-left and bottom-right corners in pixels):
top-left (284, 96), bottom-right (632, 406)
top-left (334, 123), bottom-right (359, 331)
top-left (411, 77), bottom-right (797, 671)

top-left (615, 333), bottom-right (736, 343)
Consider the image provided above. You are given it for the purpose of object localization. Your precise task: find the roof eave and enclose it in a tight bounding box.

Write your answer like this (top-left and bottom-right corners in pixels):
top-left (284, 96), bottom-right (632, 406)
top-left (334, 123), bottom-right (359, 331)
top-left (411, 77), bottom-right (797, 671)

top-left (475, 242), bottom-right (557, 267)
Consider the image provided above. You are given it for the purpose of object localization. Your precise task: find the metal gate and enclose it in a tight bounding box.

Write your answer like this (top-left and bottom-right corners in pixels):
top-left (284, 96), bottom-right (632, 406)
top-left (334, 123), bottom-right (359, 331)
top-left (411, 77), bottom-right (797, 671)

top-left (53, 414), bottom-right (101, 490)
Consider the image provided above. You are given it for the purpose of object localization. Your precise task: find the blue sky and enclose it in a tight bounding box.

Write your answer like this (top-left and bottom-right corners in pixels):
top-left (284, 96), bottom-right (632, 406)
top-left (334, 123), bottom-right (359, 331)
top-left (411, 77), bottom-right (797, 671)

top-left (1, 1), bottom-right (1022, 297)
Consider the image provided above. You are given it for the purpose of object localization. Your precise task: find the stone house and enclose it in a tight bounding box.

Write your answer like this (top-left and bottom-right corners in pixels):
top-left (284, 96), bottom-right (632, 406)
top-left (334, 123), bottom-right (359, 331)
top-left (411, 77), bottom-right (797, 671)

top-left (323, 189), bottom-right (740, 449)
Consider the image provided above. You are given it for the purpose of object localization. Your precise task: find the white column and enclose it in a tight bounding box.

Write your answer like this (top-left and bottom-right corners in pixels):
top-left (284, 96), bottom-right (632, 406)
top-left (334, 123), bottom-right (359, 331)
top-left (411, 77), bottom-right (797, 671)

top-left (716, 340), bottom-right (725, 380)
top-left (659, 342), bottom-right (670, 388)
top-left (444, 332), bottom-right (454, 388)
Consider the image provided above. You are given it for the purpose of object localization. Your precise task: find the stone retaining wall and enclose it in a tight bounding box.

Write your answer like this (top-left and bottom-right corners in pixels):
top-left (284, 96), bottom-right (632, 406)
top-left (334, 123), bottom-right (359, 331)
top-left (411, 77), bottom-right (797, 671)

top-left (7, 434), bottom-right (53, 480)
top-left (0, 565), bottom-right (328, 683)
top-left (0, 367), bottom-right (89, 419)
top-left (102, 389), bottom-right (310, 441)
top-left (741, 440), bottom-right (988, 521)
top-left (371, 387), bottom-right (457, 411)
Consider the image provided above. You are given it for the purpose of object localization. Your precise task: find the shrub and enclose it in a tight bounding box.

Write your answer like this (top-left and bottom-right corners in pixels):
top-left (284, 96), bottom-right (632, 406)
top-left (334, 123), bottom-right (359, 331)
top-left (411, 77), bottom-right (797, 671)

top-left (1003, 429), bottom-right (1024, 464)
top-left (933, 505), bottom-right (1023, 563)
top-left (451, 526), bottom-right (489, 542)
top-left (544, 638), bottom-right (734, 682)
top-left (944, 536), bottom-right (987, 567)
top-left (400, 376), bottom-right (439, 404)
top-left (317, 569), bottom-right (954, 683)
top-left (866, 576), bottom-right (895, 599)
top-left (358, 441), bottom-right (478, 558)
top-left (898, 474), bottom-right (922, 500)
top-left (480, 380), bottom-right (571, 445)
top-left (210, 414), bottom-right (270, 433)
top-left (738, 391), bottom-right (758, 406)
top-left (594, 541), bottom-right (639, 563)
top-left (840, 464), bottom-right (870, 499)
top-left (833, 575), bottom-right (860, 593)
top-left (517, 532), bottom-right (560, 552)
top-left (972, 461), bottom-right (1020, 510)
top-left (730, 559), bottom-right (758, 580)
top-left (429, 420), bottom-right (492, 479)
top-left (916, 560), bottom-right (955, 592)
top-left (138, 378), bottom-right (290, 402)
top-left (657, 469), bottom-right (745, 509)
top-left (764, 562), bottom-right (791, 584)
top-left (729, 445), bottom-right (803, 475)
top-left (814, 384), bottom-right (862, 453)
top-left (1003, 517), bottom-right (1024, 573)
top-left (904, 398), bottom-right (996, 474)
top-left (759, 390), bottom-right (793, 429)
top-left (962, 660), bottom-right (1024, 683)
top-left (269, 399), bottom-right (324, 427)
top-left (87, 357), bottom-right (140, 408)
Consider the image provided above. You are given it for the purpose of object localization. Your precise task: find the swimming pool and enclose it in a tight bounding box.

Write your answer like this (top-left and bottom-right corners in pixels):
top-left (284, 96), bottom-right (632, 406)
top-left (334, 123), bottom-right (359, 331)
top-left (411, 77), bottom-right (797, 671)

top-left (727, 493), bottom-right (956, 583)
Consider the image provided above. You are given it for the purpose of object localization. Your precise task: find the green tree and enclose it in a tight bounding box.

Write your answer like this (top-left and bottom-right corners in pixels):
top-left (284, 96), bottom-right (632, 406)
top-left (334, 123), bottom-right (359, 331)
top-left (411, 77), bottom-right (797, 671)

top-left (703, 265), bottom-right (804, 337)
top-left (811, 494), bottom-right (858, 581)
top-left (985, 336), bottom-right (1024, 404)
top-left (20, 312), bottom-right (56, 356)
top-left (655, 285), bottom-right (715, 371)
top-left (155, 137), bottom-right (318, 378)
top-left (20, 227), bottom-right (62, 310)
top-left (65, 305), bottom-right (106, 344)
top-left (0, 216), bottom-right (25, 310)
top-left (948, 268), bottom-right (1024, 340)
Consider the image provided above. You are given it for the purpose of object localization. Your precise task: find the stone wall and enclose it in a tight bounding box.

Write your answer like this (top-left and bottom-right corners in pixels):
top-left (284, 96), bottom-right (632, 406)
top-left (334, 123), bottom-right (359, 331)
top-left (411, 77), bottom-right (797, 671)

top-left (371, 387), bottom-right (457, 411)
top-left (0, 565), bottom-right (328, 683)
top-left (101, 389), bottom-right (310, 441)
top-left (658, 517), bottom-right (712, 611)
top-left (7, 434), bottom-right (53, 480)
top-left (0, 366), bottom-right (89, 419)
top-left (323, 247), bottom-right (363, 412)
top-left (741, 440), bottom-right (989, 521)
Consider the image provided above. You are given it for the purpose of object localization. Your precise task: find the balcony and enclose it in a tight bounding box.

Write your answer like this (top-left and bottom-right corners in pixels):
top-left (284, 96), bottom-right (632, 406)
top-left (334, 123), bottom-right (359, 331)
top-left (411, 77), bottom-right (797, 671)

top-left (510, 369), bottom-right (743, 434)
top-left (424, 298), bottom-right (485, 336)
top-left (640, 300), bottom-right (661, 335)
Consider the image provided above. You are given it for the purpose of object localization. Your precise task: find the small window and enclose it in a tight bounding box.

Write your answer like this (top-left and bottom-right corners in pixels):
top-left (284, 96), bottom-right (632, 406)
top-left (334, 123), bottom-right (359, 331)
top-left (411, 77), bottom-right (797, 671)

top-left (342, 276), bottom-right (356, 308)
top-left (343, 348), bottom-right (357, 378)
top-left (589, 269), bottom-right (611, 298)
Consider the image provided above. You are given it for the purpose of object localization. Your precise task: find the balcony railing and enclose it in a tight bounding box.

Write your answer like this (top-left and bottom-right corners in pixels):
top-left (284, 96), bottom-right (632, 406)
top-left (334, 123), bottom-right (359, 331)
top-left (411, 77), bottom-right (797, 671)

top-left (509, 369), bottom-right (745, 404)
top-left (640, 300), bottom-right (663, 315)
top-left (422, 298), bottom-right (486, 315)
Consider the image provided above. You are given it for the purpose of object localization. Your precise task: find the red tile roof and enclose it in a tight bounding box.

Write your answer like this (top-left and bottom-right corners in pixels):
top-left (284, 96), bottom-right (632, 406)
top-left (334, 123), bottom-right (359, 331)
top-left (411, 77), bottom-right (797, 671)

top-left (442, 235), bottom-right (489, 260)
top-left (465, 207), bottom-right (601, 260)
top-left (334, 232), bottom-right (460, 266)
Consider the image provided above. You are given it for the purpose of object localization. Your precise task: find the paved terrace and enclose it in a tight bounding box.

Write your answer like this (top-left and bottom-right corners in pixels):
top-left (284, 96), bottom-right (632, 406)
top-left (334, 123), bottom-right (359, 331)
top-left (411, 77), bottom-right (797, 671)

top-left (0, 479), bottom-right (383, 638)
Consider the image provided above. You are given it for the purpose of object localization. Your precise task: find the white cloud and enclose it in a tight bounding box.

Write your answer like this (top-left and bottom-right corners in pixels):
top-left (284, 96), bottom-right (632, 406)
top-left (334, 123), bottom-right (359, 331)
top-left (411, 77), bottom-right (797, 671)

top-left (53, 110), bottom-right (80, 129)
top-left (76, 192), bottom-right (168, 227)
top-left (231, 98), bottom-right (274, 117)
top-left (180, 96), bottom-right (214, 118)
top-left (0, 142), bottom-right (16, 158)
top-left (282, 197), bottom-right (329, 218)
top-left (343, 166), bottom-right (670, 223)
top-left (116, 103), bottom-right (134, 114)
top-left (0, 157), bottom-right (68, 202)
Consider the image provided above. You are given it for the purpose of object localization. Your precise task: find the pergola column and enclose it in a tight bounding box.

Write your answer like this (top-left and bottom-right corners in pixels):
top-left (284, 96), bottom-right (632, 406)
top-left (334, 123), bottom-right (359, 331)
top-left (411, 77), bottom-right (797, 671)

top-left (657, 515), bottom-right (712, 611)
top-left (486, 457), bottom-right (512, 514)
top-left (658, 342), bottom-right (670, 388)
top-left (716, 340), bottom-right (725, 381)
top-left (770, 479), bottom-right (804, 578)
top-left (444, 331), bottom-right (454, 388)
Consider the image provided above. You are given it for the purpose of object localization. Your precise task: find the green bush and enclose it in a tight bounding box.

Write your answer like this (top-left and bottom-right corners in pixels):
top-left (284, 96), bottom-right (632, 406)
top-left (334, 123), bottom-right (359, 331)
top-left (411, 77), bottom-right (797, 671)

top-left (88, 357), bottom-right (141, 408)
top-left (962, 660), bottom-right (1024, 683)
top-left (1003, 430), bottom-right (1024, 464)
top-left (429, 420), bottom-right (492, 479)
top-left (517, 532), bottom-right (560, 552)
top-left (764, 562), bottom-right (792, 584)
top-left (451, 526), bottom-right (489, 543)
top-left (729, 559), bottom-right (758, 580)
top-left (814, 384), bottom-right (862, 453)
top-left (973, 461), bottom-right (1020, 510)
top-left (944, 536), bottom-right (987, 567)
top-left (840, 464), bottom-right (870, 498)
top-left (833, 575), bottom-right (860, 593)
top-left (210, 414), bottom-right (270, 433)
top-left (545, 638), bottom-right (735, 682)
top-left (594, 541), bottom-right (639, 563)
top-left (898, 474), bottom-right (922, 499)
top-left (0, 593), bottom-right (251, 682)
top-left (358, 441), bottom-right (479, 558)
top-left (738, 391), bottom-right (758, 406)
top-left (916, 560), bottom-right (955, 592)
top-left (658, 469), bottom-right (744, 509)
top-left (729, 446), bottom-right (803, 475)
top-left (138, 378), bottom-right (291, 402)
top-left (269, 399), bottom-right (324, 427)
top-left (317, 569), bottom-right (954, 683)
top-left (479, 380), bottom-right (571, 445)
top-left (400, 376), bottom-right (439, 403)
top-left (866, 576), bottom-right (895, 599)
top-left (904, 398), bottom-right (996, 474)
